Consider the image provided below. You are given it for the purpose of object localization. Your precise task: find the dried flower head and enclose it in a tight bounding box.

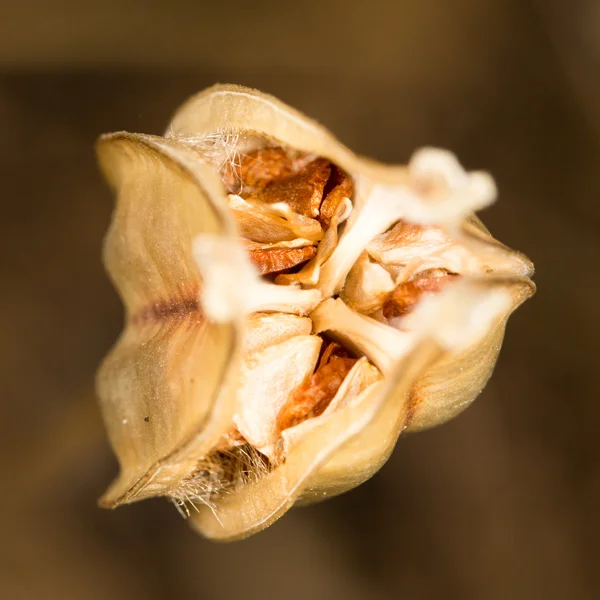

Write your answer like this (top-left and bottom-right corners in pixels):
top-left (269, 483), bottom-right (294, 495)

top-left (96, 84), bottom-right (535, 540)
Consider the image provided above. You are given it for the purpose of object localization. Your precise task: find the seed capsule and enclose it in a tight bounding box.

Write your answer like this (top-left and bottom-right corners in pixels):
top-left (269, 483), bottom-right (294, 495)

top-left (96, 84), bottom-right (535, 540)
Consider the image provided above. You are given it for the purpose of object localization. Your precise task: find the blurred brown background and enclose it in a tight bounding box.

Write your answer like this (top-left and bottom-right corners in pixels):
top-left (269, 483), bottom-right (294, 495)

top-left (1, 1), bottom-right (599, 599)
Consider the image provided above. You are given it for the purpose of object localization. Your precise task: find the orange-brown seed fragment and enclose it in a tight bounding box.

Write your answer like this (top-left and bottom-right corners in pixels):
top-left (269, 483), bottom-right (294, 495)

top-left (248, 245), bottom-right (318, 274)
top-left (238, 147), bottom-right (308, 188)
top-left (319, 166), bottom-right (353, 227)
top-left (245, 158), bottom-right (331, 218)
top-left (276, 343), bottom-right (357, 432)
top-left (382, 271), bottom-right (458, 319)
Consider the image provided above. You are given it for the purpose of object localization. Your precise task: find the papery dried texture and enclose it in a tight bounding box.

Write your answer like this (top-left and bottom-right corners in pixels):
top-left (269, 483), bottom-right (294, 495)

top-left (243, 312), bottom-right (312, 354)
top-left (233, 334), bottom-right (322, 458)
top-left (96, 84), bottom-right (535, 541)
top-left (341, 252), bottom-right (396, 314)
top-left (400, 277), bottom-right (534, 431)
top-left (96, 133), bottom-right (243, 506)
top-left (227, 194), bottom-right (324, 243)
top-left (188, 281), bottom-right (519, 539)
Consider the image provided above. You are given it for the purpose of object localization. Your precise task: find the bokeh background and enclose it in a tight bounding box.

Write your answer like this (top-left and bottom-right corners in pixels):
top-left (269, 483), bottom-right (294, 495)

top-left (1, 1), bottom-right (599, 598)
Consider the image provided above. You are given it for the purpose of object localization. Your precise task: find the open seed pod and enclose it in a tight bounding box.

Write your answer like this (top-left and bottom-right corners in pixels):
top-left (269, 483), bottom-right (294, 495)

top-left (96, 84), bottom-right (535, 540)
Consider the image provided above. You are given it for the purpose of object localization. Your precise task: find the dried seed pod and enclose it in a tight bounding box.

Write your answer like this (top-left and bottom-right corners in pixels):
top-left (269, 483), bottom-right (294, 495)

top-left (96, 84), bottom-right (535, 540)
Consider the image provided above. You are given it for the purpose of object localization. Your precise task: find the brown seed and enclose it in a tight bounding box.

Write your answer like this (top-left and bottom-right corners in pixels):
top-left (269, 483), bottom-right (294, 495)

top-left (276, 342), bottom-right (357, 431)
top-left (317, 341), bottom-right (349, 366)
top-left (248, 245), bottom-right (318, 274)
top-left (237, 147), bottom-right (307, 188)
top-left (319, 166), bottom-right (353, 227)
top-left (245, 158), bottom-right (331, 218)
top-left (382, 272), bottom-right (458, 319)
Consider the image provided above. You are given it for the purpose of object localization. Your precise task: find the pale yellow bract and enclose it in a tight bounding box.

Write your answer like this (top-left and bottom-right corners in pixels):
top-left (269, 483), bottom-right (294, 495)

top-left (96, 84), bottom-right (535, 540)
